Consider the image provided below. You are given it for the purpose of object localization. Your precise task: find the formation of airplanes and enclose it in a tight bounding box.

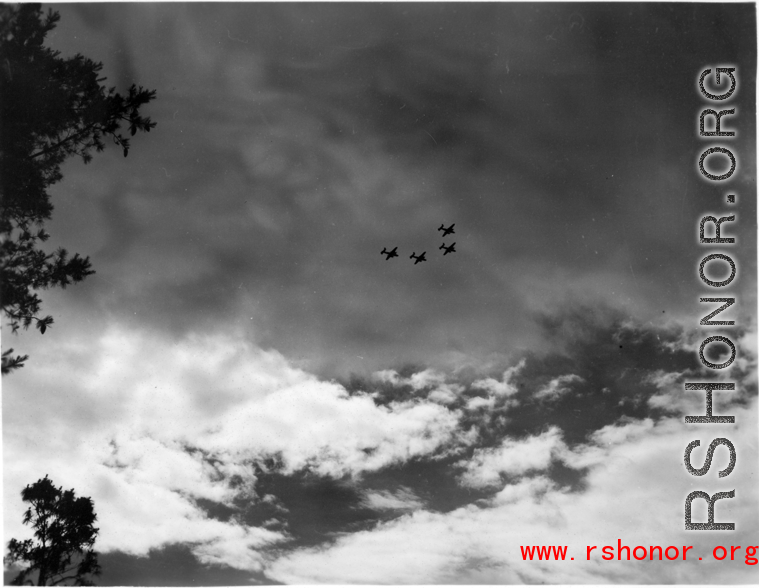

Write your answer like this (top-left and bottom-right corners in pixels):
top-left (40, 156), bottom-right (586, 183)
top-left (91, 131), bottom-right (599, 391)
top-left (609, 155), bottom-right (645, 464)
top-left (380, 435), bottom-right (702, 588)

top-left (381, 224), bottom-right (456, 264)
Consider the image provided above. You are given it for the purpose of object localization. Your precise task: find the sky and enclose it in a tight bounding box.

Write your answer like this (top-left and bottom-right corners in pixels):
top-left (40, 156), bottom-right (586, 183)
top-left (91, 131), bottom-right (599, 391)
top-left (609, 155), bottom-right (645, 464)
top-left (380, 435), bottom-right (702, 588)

top-left (2, 2), bottom-right (758, 585)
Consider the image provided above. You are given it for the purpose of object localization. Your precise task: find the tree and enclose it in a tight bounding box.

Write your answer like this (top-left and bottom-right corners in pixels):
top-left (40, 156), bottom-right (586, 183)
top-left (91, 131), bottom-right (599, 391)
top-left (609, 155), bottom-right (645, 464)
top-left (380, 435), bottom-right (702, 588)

top-left (6, 476), bottom-right (101, 586)
top-left (0, 4), bottom-right (157, 373)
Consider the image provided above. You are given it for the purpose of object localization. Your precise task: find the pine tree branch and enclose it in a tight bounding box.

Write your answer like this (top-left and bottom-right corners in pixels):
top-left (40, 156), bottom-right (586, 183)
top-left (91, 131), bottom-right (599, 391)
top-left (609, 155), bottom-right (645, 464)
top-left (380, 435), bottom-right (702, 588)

top-left (28, 125), bottom-right (95, 160)
top-left (50, 573), bottom-right (79, 586)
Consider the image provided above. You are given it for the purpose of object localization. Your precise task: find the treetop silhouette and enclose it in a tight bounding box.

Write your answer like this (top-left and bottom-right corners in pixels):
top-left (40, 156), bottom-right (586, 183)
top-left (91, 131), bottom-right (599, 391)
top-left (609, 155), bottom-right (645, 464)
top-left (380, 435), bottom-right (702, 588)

top-left (0, 3), bottom-right (157, 373)
top-left (6, 475), bottom-right (101, 586)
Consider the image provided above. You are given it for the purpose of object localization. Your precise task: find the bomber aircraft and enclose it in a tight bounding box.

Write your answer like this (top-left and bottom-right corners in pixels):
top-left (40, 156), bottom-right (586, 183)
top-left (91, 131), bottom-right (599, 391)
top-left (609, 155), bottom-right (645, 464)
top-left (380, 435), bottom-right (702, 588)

top-left (438, 223), bottom-right (455, 237)
top-left (381, 247), bottom-right (399, 260)
top-left (439, 242), bottom-right (456, 255)
top-left (410, 251), bottom-right (427, 264)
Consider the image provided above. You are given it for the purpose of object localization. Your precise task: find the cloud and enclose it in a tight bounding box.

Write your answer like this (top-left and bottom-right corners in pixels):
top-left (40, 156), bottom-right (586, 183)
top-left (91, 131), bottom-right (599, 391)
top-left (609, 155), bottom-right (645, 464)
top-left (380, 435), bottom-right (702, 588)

top-left (199, 381), bottom-right (464, 477)
top-left (370, 367), bottom-right (464, 405)
top-left (372, 369), bottom-right (404, 386)
top-left (645, 322), bottom-right (757, 416)
top-left (534, 373), bottom-right (585, 401)
top-left (471, 359), bottom-right (524, 397)
top-left (91, 462), bottom-right (282, 570)
top-left (268, 399), bottom-right (759, 584)
top-left (5, 302), bottom-right (755, 580)
top-left (360, 487), bottom-right (425, 512)
top-left (3, 325), bottom-right (464, 568)
top-left (458, 427), bottom-right (566, 488)
top-left (465, 394), bottom-right (496, 411)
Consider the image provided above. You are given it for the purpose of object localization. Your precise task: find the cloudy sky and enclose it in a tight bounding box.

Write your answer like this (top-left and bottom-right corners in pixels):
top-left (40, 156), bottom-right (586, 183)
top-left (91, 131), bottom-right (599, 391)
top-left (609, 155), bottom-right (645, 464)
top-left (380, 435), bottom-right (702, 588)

top-left (3, 2), bottom-right (758, 585)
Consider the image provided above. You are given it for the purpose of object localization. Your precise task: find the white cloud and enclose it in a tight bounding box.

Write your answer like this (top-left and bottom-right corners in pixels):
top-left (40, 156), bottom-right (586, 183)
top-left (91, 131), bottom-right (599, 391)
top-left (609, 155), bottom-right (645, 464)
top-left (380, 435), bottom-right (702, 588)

top-left (470, 377), bottom-right (515, 397)
top-left (198, 380), bottom-right (463, 477)
top-left (458, 427), bottom-right (566, 488)
top-left (471, 358), bottom-right (525, 397)
top-left (534, 373), bottom-right (584, 401)
top-left (371, 367), bottom-right (463, 404)
top-left (371, 369), bottom-right (403, 385)
top-left (408, 368), bottom-right (446, 390)
top-left (360, 487), bottom-right (425, 512)
top-left (465, 394), bottom-right (495, 411)
top-left (6, 322), bottom-right (756, 580)
top-left (90, 462), bottom-right (282, 569)
top-left (268, 399), bottom-right (759, 584)
top-left (645, 357), bottom-right (754, 416)
top-left (3, 326), bottom-right (463, 569)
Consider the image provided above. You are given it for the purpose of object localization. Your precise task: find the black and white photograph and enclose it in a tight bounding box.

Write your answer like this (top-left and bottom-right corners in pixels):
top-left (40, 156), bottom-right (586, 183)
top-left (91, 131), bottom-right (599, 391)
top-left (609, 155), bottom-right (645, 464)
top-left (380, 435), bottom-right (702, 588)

top-left (2, 2), bottom-right (757, 585)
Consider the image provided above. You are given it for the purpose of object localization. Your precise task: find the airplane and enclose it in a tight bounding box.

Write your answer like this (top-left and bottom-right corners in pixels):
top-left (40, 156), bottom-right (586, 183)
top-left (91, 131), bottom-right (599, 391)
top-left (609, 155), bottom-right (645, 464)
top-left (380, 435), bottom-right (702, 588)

top-left (410, 251), bottom-right (427, 264)
top-left (438, 223), bottom-right (455, 237)
top-left (381, 247), bottom-right (398, 260)
top-left (440, 242), bottom-right (456, 255)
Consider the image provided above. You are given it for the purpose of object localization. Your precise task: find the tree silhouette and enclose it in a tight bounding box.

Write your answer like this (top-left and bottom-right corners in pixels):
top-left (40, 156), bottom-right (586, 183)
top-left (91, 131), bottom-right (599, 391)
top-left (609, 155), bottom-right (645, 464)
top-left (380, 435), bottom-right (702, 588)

top-left (0, 4), bottom-right (156, 373)
top-left (6, 476), bottom-right (101, 586)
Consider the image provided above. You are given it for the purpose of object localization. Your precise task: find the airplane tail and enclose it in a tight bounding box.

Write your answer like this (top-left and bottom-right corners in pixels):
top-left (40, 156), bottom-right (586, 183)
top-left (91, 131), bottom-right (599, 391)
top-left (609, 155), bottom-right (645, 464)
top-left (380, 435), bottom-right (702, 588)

top-left (438, 224), bottom-right (444, 231)
top-left (381, 248), bottom-right (387, 254)
top-left (439, 243), bottom-right (445, 249)
top-left (410, 253), bottom-right (415, 259)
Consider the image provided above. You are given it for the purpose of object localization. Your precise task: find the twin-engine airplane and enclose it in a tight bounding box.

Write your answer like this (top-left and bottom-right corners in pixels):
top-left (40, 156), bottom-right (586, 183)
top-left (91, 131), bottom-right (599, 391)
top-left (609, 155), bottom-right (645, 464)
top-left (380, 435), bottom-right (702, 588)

top-left (438, 223), bottom-right (455, 237)
top-left (410, 251), bottom-right (427, 264)
top-left (439, 242), bottom-right (456, 255)
top-left (381, 247), bottom-right (398, 260)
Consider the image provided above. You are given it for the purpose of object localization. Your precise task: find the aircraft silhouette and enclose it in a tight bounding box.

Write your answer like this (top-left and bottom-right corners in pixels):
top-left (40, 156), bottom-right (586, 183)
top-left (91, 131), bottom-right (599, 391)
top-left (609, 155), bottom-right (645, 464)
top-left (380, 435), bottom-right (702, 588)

top-left (440, 242), bottom-right (456, 255)
top-left (381, 247), bottom-right (398, 260)
top-left (438, 223), bottom-right (455, 237)
top-left (410, 251), bottom-right (427, 264)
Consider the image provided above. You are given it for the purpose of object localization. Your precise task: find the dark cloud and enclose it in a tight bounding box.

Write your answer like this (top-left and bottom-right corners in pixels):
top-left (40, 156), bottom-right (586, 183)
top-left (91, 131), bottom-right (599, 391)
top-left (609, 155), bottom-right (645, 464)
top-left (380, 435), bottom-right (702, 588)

top-left (4, 543), bottom-right (275, 587)
top-left (97, 546), bottom-right (276, 587)
top-left (344, 303), bottom-right (754, 448)
top-left (30, 2), bottom-right (754, 379)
